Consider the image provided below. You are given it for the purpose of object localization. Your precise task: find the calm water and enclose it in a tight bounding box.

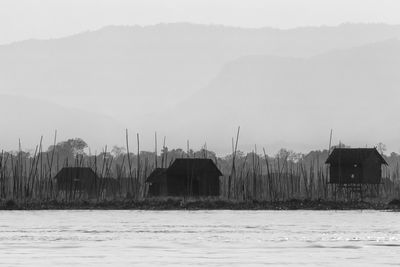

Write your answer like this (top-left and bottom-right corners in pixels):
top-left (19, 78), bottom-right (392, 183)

top-left (0, 210), bottom-right (399, 266)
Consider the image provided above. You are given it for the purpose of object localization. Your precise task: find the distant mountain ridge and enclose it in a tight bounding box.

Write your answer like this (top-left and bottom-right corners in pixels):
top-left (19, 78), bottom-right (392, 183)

top-left (3, 23), bottom-right (400, 98)
top-left (1, 23), bottom-right (400, 152)
top-left (152, 39), bottom-right (400, 153)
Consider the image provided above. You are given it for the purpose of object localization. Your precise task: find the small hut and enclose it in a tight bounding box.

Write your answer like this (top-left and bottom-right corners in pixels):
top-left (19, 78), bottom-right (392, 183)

top-left (55, 167), bottom-right (98, 196)
top-left (325, 148), bottom-right (388, 184)
top-left (146, 158), bottom-right (222, 197)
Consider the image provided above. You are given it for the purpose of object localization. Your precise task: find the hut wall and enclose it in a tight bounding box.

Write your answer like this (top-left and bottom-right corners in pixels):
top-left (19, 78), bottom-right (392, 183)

top-left (148, 176), bottom-right (168, 196)
top-left (329, 164), bottom-right (339, 183)
top-left (57, 176), bottom-right (97, 193)
top-left (198, 174), bottom-right (219, 196)
top-left (166, 175), bottom-right (187, 196)
top-left (165, 174), bottom-right (220, 196)
top-left (329, 163), bottom-right (363, 184)
top-left (363, 156), bottom-right (382, 184)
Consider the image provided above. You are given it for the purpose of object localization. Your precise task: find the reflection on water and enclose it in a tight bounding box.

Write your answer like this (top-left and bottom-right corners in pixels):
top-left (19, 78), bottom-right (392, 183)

top-left (0, 210), bottom-right (399, 266)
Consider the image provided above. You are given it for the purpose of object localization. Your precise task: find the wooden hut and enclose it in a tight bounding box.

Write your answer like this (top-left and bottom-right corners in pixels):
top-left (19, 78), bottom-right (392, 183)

top-left (325, 148), bottom-right (387, 184)
top-left (146, 158), bottom-right (222, 197)
top-left (55, 167), bottom-right (98, 197)
top-left (54, 167), bottom-right (119, 198)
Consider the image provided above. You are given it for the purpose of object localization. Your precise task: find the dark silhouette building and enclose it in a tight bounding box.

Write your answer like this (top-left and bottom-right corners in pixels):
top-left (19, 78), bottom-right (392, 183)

top-left (325, 148), bottom-right (387, 184)
top-left (54, 167), bottom-right (119, 198)
top-left (146, 158), bottom-right (222, 197)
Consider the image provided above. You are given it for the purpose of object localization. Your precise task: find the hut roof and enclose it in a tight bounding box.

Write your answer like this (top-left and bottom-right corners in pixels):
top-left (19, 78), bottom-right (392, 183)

top-left (54, 167), bottom-right (98, 180)
top-left (167, 158), bottom-right (223, 177)
top-left (325, 148), bottom-right (387, 165)
top-left (146, 168), bottom-right (167, 183)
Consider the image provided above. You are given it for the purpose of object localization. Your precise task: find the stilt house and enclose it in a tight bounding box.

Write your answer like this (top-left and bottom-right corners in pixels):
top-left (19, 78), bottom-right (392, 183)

top-left (146, 158), bottom-right (222, 197)
top-left (325, 148), bottom-right (388, 184)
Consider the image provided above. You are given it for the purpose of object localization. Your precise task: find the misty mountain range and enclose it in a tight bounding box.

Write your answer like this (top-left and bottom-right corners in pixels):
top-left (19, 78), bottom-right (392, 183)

top-left (1, 23), bottom-right (400, 153)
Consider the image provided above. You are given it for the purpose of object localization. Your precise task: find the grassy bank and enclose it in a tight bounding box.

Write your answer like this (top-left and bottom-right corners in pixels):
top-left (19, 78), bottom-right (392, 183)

top-left (0, 198), bottom-right (398, 211)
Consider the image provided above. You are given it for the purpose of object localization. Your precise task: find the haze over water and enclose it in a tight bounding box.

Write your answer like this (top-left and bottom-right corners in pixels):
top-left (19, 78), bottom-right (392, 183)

top-left (0, 210), bottom-right (399, 266)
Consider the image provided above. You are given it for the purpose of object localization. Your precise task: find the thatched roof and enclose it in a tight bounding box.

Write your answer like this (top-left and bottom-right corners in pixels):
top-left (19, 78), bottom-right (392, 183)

top-left (54, 167), bottom-right (98, 181)
top-left (146, 168), bottom-right (167, 183)
top-left (167, 158), bottom-right (223, 177)
top-left (325, 148), bottom-right (387, 165)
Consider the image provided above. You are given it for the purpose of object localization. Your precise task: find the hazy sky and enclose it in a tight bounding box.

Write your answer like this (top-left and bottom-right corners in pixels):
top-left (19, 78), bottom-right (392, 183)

top-left (1, 0), bottom-right (400, 44)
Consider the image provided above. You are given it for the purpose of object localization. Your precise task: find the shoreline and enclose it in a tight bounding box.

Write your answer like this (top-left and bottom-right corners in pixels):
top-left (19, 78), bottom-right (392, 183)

top-left (0, 199), bottom-right (398, 211)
